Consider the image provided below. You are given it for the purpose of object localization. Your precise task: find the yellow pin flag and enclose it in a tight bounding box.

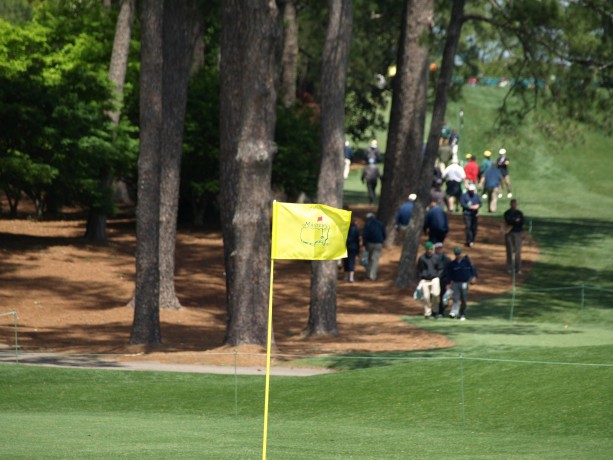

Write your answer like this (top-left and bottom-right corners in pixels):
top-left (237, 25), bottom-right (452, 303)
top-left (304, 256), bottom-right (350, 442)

top-left (271, 202), bottom-right (351, 260)
top-left (263, 201), bottom-right (351, 459)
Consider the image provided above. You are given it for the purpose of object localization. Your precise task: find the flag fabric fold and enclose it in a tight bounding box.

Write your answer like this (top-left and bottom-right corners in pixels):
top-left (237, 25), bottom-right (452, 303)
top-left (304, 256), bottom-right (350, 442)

top-left (271, 202), bottom-right (351, 260)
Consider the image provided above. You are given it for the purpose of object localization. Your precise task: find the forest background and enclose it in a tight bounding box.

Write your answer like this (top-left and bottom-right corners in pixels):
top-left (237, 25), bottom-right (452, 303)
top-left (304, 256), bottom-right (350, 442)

top-left (0, 0), bottom-right (611, 349)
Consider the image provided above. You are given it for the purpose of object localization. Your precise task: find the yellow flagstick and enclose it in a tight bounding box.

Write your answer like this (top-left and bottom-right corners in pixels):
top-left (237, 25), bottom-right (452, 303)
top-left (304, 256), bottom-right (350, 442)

top-left (262, 202), bottom-right (278, 460)
top-left (261, 257), bottom-right (274, 459)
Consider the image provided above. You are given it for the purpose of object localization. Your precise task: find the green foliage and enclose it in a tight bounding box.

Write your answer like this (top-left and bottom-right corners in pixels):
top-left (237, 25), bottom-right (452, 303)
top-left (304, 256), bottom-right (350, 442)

top-left (0, 0), bottom-right (32, 24)
top-left (272, 103), bottom-right (321, 201)
top-left (297, 0), bottom-right (403, 142)
top-left (0, 1), bottom-right (138, 217)
top-left (461, 0), bottom-right (613, 134)
top-left (182, 62), bottom-right (221, 225)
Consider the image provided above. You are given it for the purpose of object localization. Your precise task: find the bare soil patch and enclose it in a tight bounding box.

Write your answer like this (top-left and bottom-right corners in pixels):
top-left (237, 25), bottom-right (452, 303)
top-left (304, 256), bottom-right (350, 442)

top-left (0, 204), bottom-right (537, 369)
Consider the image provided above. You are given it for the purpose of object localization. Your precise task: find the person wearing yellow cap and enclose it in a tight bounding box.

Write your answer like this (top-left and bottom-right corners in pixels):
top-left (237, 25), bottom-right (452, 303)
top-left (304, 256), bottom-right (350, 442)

top-left (479, 150), bottom-right (493, 183)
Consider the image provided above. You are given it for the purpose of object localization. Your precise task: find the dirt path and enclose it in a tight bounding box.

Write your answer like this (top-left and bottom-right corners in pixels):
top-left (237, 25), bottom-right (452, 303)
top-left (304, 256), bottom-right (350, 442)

top-left (0, 204), bottom-right (537, 369)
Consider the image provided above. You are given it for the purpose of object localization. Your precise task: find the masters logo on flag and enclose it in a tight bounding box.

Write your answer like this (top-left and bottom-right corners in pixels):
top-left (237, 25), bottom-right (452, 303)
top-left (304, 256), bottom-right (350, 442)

top-left (271, 202), bottom-right (351, 260)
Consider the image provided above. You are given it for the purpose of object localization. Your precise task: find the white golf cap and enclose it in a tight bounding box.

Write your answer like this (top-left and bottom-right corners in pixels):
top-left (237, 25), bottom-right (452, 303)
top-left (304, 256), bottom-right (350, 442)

top-left (467, 183), bottom-right (476, 191)
top-left (499, 148), bottom-right (506, 155)
top-left (408, 193), bottom-right (417, 201)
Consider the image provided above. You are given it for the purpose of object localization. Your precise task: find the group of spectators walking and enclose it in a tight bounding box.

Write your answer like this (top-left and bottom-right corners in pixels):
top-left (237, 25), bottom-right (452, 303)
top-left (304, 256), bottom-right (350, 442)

top-left (416, 241), bottom-right (477, 320)
top-left (341, 136), bottom-right (525, 320)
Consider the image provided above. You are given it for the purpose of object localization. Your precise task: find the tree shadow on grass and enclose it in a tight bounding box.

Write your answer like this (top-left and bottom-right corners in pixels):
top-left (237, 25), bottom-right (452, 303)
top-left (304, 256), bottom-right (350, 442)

top-left (529, 217), bottom-right (613, 253)
top-left (306, 348), bottom-right (455, 371)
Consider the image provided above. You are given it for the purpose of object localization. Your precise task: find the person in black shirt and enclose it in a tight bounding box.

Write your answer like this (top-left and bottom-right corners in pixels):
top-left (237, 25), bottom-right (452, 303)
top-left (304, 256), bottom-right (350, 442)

top-left (343, 218), bottom-right (361, 282)
top-left (503, 199), bottom-right (525, 274)
top-left (362, 213), bottom-right (386, 281)
top-left (434, 242), bottom-right (452, 318)
top-left (416, 241), bottom-right (444, 318)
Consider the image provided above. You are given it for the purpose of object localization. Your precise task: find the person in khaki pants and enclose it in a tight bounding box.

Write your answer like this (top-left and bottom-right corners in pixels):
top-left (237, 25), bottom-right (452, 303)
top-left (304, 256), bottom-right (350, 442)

top-left (478, 162), bottom-right (503, 212)
top-left (416, 241), bottom-right (443, 319)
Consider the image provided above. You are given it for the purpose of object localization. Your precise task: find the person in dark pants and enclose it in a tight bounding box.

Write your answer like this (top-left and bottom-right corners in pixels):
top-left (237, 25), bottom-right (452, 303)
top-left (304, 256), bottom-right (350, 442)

top-left (447, 247), bottom-right (478, 320)
top-left (343, 218), bottom-right (361, 282)
top-left (434, 242), bottom-right (451, 318)
top-left (362, 213), bottom-right (386, 281)
top-left (423, 199), bottom-right (449, 244)
top-left (361, 158), bottom-right (381, 204)
top-left (460, 183), bottom-right (481, 247)
top-left (503, 199), bottom-right (525, 274)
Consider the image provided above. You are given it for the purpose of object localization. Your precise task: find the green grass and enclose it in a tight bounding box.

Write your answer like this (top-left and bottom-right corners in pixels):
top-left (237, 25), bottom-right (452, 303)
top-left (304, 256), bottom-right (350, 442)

top-left (1, 86), bottom-right (613, 458)
top-left (1, 354), bottom-right (612, 459)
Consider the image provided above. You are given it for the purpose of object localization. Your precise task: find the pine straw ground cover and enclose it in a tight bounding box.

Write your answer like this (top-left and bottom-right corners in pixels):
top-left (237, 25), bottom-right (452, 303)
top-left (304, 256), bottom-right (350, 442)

top-left (0, 203), bottom-right (537, 368)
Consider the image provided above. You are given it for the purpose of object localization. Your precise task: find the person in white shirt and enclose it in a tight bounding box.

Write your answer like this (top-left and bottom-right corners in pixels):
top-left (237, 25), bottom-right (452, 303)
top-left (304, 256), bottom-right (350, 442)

top-left (443, 158), bottom-right (466, 213)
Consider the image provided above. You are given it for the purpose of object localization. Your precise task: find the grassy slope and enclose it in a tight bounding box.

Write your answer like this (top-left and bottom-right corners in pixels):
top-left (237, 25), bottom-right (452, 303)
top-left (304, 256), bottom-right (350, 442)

top-left (1, 87), bottom-right (612, 459)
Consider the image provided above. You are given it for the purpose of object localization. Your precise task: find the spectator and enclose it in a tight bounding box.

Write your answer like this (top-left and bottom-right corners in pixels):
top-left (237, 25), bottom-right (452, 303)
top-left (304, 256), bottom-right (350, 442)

top-left (460, 183), bottom-right (481, 247)
top-left (446, 247), bottom-right (478, 320)
top-left (362, 213), bottom-right (386, 281)
top-left (434, 242), bottom-right (452, 318)
top-left (478, 163), bottom-right (503, 212)
top-left (503, 199), bottom-right (525, 275)
top-left (395, 193), bottom-right (417, 242)
top-left (361, 158), bottom-right (381, 204)
top-left (496, 148), bottom-right (512, 198)
top-left (366, 139), bottom-right (383, 163)
top-left (448, 128), bottom-right (459, 147)
top-left (440, 120), bottom-right (452, 144)
top-left (343, 218), bottom-right (361, 282)
top-left (343, 140), bottom-right (353, 180)
top-left (479, 150), bottom-right (492, 182)
top-left (430, 178), bottom-right (446, 207)
top-left (423, 199), bottom-right (449, 244)
top-left (464, 153), bottom-right (479, 186)
top-left (443, 158), bottom-right (465, 213)
top-left (417, 241), bottom-right (443, 319)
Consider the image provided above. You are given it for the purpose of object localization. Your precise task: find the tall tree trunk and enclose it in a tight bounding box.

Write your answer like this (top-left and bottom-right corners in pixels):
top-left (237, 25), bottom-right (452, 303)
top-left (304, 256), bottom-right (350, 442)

top-left (378, 0), bottom-right (432, 246)
top-left (131, 0), bottom-right (163, 344)
top-left (86, 0), bottom-right (135, 241)
top-left (158, 0), bottom-right (200, 310)
top-left (220, 0), bottom-right (279, 346)
top-left (307, 0), bottom-right (353, 337)
top-left (131, 0), bottom-right (200, 342)
top-left (395, 0), bottom-right (466, 288)
top-left (126, 0), bottom-right (200, 311)
top-left (280, 0), bottom-right (298, 107)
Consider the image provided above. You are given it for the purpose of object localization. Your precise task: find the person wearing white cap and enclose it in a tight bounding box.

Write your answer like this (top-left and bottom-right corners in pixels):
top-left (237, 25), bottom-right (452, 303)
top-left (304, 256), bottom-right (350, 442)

top-left (395, 193), bottom-right (417, 238)
top-left (366, 139), bottom-right (382, 164)
top-left (496, 148), bottom-right (512, 198)
top-left (460, 182), bottom-right (482, 247)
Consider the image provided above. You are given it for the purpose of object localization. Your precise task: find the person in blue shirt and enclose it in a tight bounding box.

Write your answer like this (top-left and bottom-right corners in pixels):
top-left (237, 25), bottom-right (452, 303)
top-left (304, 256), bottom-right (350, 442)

top-left (478, 163), bottom-right (503, 212)
top-left (362, 213), bottom-right (386, 281)
top-left (395, 194), bottom-right (416, 228)
top-left (394, 193), bottom-right (416, 244)
top-left (460, 183), bottom-right (481, 247)
top-left (445, 247), bottom-right (478, 320)
top-left (423, 199), bottom-right (449, 244)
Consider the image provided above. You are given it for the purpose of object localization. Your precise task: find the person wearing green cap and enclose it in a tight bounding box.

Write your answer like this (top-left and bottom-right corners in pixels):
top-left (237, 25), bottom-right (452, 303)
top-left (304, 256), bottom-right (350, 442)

top-left (446, 247), bottom-right (478, 320)
top-left (416, 241), bottom-right (444, 319)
